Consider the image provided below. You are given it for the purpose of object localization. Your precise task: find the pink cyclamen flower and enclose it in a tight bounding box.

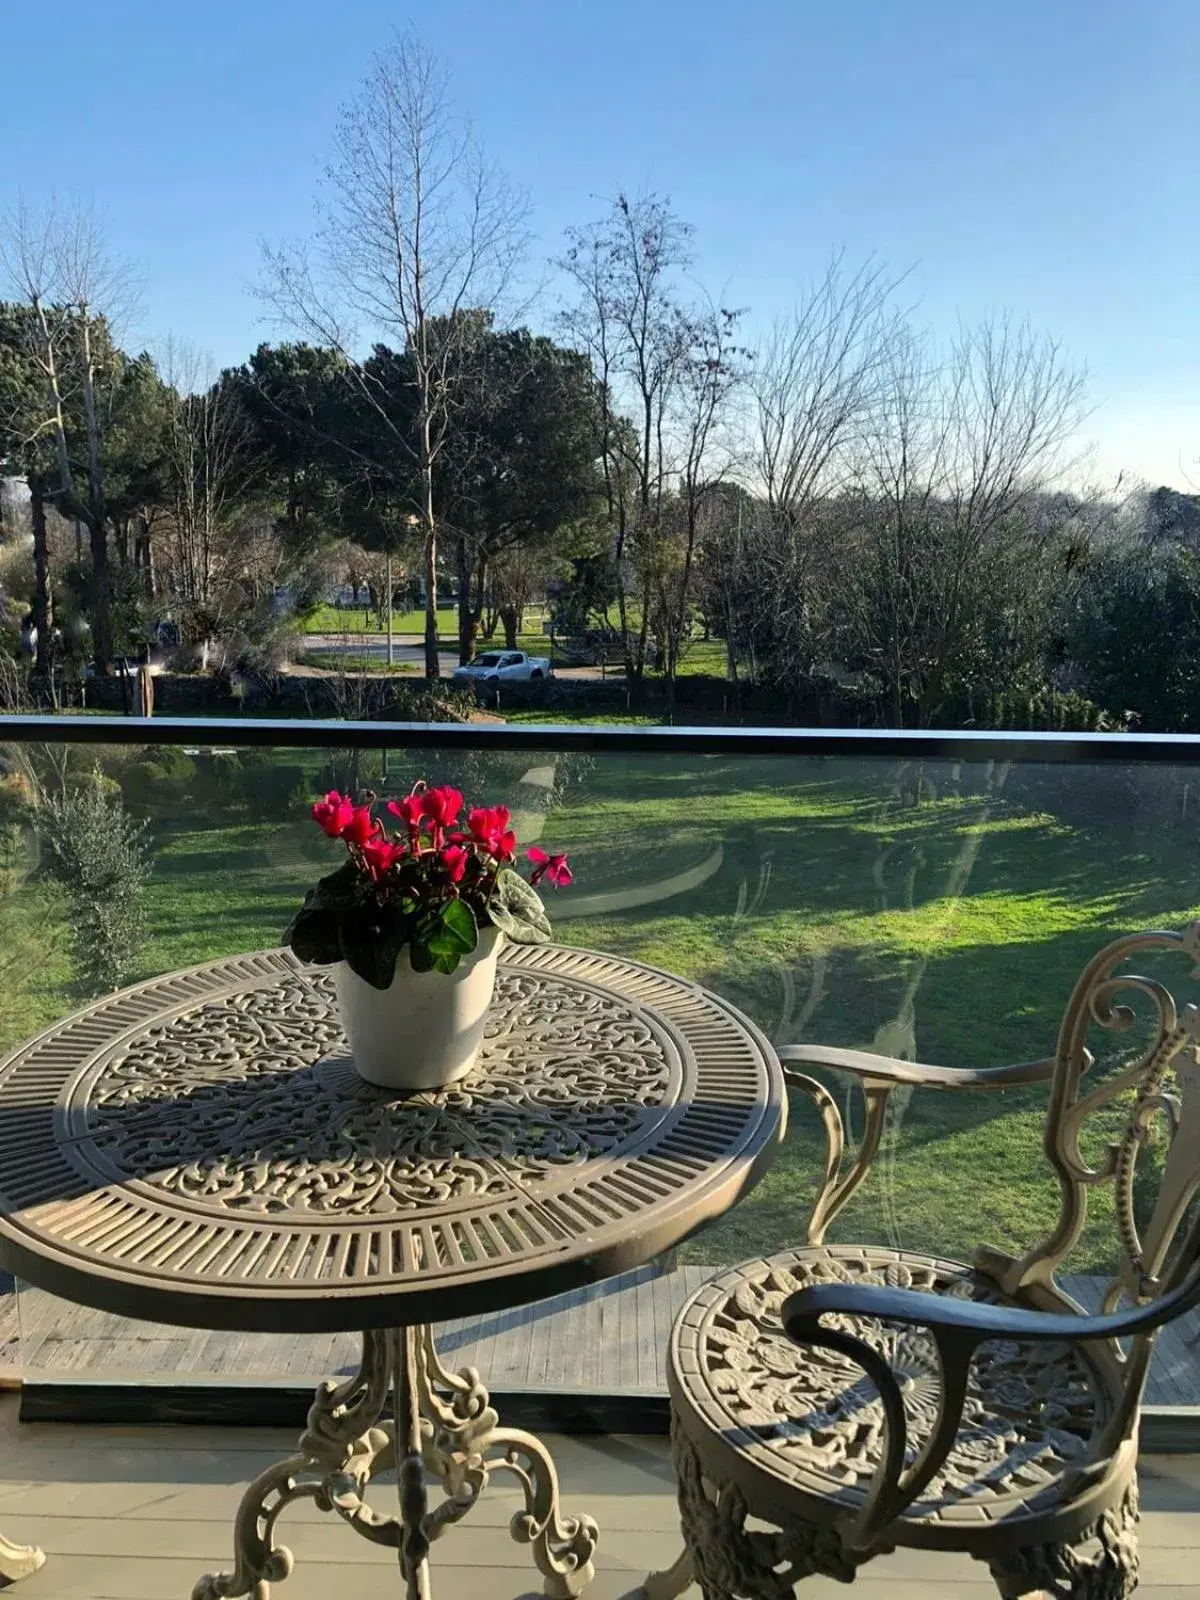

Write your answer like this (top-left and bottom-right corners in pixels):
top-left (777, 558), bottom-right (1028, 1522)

top-left (312, 790), bottom-right (355, 838)
top-left (527, 846), bottom-right (572, 888)
top-left (440, 844), bottom-right (469, 884)
top-left (360, 836), bottom-right (402, 880)
top-left (468, 805), bottom-right (516, 861)
top-left (387, 793), bottom-right (425, 828)
top-left (342, 805), bottom-right (377, 848)
top-left (421, 785), bottom-right (464, 829)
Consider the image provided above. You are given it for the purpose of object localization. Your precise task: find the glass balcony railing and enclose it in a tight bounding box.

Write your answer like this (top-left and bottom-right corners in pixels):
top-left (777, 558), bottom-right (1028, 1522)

top-left (1, 716), bottom-right (1198, 1418)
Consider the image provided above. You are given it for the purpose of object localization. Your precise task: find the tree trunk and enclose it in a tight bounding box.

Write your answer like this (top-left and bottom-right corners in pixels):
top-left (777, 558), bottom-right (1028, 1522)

top-left (385, 550), bottom-right (394, 668)
top-left (419, 412), bottom-right (439, 679)
top-left (472, 552), bottom-right (488, 647)
top-left (135, 514), bottom-right (155, 598)
top-left (88, 514), bottom-right (113, 674)
top-left (500, 607), bottom-right (519, 650)
top-left (456, 533), bottom-right (474, 665)
top-left (78, 313), bottom-right (112, 674)
top-left (30, 477), bottom-right (54, 680)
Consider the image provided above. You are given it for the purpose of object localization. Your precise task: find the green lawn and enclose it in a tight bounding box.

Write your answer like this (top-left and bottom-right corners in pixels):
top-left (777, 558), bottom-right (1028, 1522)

top-left (2, 746), bottom-right (1192, 1278)
top-left (301, 605), bottom-right (726, 678)
top-left (303, 604), bottom-right (436, 636)
top-left (303, 604), bottom-right (554, 643)
top-left (291, 650), bottom-right (422, 675)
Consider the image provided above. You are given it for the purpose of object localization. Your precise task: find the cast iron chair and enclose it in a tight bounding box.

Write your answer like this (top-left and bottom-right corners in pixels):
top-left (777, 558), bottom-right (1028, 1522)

top-left (0, 1532), bottom-right (44, 1583)
top-left (650, 925), bottom-right (1200, 1598)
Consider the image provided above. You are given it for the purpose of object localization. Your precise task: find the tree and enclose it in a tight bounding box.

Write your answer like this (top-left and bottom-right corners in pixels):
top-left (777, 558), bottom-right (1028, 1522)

top-left (103, 352), bottom-right (173, 592)
top-left (40, 765), bottom-right (150, 994)
top-left (559, 193), bottom-right (697, 688)
top-left (0, 200), bottom-right (142, 673)
top-left (660, 304), bottom-right (749, 696)
top-left (837, 316), bottom-right (1088, 725)
top-left (1069, 541), bottom-right (1200, 731)
top-left (235, 342), bottom-right (351, 551)
top-left (710, 256), bottom-right (906, 697)
top-left (157, 353), bottom-right (261, 654)
top-left (262, 33), bottom-right (528, 676)
top-left (0, 302), bottom-right (59, 676)
top-left (434, 325), bottom-right (603, 658)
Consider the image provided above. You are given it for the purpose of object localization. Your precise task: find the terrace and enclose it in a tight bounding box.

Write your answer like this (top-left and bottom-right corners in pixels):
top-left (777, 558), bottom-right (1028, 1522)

top-left (0, 714), bottom-right (1198, 1598)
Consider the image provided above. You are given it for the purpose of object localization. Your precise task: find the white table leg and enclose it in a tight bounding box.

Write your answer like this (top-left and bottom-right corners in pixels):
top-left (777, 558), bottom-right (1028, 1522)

top-left (193, 1325), bottom-right (598, 1599)
top-left (0, 1531), bottom-right (45, 1583)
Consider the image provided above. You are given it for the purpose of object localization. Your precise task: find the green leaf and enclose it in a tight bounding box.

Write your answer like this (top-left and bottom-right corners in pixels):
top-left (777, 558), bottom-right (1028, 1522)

top-left (284, 903), bottom-right (344, 965)
top-left (407, 938), bottom-right (437, 974)
top-left (338, 919), bottom-right (400, 989)
top-left (441, 897), bottom-right (479, 951)
top-left (487, 868), bottom-right (552, 945)
top-left (411, 899), bottom-right (479, 976)
top-left (303, 858), bottom-right (362, 909)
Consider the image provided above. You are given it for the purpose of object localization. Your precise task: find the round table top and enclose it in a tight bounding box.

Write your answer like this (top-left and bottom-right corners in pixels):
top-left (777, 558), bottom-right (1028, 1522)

top-left (0, 945), bottom-right (784, 1333)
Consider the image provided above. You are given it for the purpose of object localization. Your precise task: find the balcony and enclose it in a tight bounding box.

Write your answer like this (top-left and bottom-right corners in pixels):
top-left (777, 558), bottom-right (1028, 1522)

top-left (1, 715), bottom-right (1199, 1596)
top-left (0, 1394), bottom-right (1197, 1598)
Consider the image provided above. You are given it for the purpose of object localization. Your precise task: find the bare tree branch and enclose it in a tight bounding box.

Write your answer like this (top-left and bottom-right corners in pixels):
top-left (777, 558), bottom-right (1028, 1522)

top-left (260, 31), bottom-right (530, 676)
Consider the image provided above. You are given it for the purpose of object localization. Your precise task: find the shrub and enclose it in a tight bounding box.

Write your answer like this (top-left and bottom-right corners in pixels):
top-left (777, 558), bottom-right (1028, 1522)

top-left (39, 766), bottom-right (151, 995)
top-left (1069, 545), bottom-right (1200, 731)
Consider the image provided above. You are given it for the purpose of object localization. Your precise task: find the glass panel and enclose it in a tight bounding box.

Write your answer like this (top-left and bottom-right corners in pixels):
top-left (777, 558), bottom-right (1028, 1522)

top-left (2, 734), bottom-right (1198, 1403)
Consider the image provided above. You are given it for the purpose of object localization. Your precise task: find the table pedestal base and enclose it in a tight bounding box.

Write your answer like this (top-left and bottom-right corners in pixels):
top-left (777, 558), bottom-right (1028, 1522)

top-left (192, 1326), bottom-right (598, 1600)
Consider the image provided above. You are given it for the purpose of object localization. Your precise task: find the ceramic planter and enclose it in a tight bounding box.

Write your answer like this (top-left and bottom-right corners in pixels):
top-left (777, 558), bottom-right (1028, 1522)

top-left (335, 927), bottom-right (503, 1091)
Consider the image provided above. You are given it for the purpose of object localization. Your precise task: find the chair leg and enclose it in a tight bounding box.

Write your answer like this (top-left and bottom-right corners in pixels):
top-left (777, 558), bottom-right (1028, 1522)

top-left (0, 1531), bottom-right (46, 1583)
top-left (642, 1546), bottom-right (695, 1600)
top-left (985, 1481), bottom-right (1139, 1599)
top-left (668, 1415), bottom-right (859, 1599)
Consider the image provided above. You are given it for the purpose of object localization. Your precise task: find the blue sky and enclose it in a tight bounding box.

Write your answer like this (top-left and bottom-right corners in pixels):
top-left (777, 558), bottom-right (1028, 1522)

top-left (2, 0), bottom-right (1196, 488)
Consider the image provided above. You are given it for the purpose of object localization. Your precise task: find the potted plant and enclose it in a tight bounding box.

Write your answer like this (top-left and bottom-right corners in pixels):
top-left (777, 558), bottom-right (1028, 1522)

top-left (285, 781), bottom-right (572, 1090)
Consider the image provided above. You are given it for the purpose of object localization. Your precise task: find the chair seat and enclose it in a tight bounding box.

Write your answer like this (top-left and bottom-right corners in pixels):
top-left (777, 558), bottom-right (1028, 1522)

top-left (668, 1245), bottom-right (1119, 1547)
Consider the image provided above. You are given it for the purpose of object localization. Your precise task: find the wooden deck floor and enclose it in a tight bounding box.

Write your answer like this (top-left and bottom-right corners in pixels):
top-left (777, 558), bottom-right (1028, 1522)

top-left (2, 1266), bottom-right (1198, 1410)
top-left (1, 1394), bottom-right (1199, 1598)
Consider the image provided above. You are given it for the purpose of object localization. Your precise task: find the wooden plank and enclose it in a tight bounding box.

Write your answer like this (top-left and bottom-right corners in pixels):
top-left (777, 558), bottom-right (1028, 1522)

top-left (478, 1299), bottom-right (532, 1387)
top-left (611, 1268), bottom-right (646, 1390)
top-left (1064, 1274), bottom-right (1197, 1408)
top-left (543, 1286), bottom-right (586, 1390)
top-left (650, 1269), bottom-right (675, 1391)
top-left (6, 1269), bottom-right (1200, 1407)
top-left (523, 1285), bottom-right (558, 1390)
top-left (26, 1399), bottom-right (1200, 1599)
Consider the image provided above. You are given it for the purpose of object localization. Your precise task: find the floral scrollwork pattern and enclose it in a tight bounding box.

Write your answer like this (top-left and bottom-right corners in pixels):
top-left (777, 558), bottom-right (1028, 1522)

top-left (986, 1481), bottom-right (1140, 1599)
top-left (689, 1251), bottom-right (1102, 1521)
top-left (73, 968), bottom-right (674, 1216)
top-left (671, 1416), bottom-right (860, 1600)
top-left (193, 1324), bottom-right (598, 1600)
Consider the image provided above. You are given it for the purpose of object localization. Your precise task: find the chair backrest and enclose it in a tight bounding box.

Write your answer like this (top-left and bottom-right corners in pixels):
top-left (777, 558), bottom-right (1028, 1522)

top-left (996, 924), bottom-right (1200, 1430)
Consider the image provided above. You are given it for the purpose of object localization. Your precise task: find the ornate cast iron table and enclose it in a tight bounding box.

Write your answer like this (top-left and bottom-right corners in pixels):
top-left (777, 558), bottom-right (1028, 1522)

top-left (0, 944), bottom-right (785, 1599)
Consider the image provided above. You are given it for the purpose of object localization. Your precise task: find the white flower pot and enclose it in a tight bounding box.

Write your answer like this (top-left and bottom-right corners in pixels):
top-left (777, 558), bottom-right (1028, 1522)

top-left (335, 927), bottom-right (503, 1091)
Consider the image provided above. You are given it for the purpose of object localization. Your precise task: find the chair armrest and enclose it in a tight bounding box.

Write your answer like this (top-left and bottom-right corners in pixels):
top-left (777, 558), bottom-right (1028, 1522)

top-left (779, 1265), bottom-right (1200, 1553)
top-left (782, 1270), bottom-right (1200, 1349)
top-left (778, 1044), bottom-right (1056, 1092)
top-left (777, 1050), bottom-right (1055, 1247)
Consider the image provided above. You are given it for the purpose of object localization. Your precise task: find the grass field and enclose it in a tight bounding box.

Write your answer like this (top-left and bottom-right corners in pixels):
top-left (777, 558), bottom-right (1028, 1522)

top-left (2, 743), bottom-right (1195, 1277)
top-left (303, 604), bottom-right (554, 642)
top-left (302, 605), bottom-right (729, 676)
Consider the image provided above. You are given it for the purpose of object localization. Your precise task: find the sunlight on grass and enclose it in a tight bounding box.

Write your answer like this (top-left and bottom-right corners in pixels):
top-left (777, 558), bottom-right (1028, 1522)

top-left (7, 745), bottom-right (1199, 1277)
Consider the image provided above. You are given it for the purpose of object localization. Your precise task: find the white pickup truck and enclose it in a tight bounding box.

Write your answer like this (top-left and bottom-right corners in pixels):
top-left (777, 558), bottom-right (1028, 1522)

top-left (452, 650), bottom-right (553, 685)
